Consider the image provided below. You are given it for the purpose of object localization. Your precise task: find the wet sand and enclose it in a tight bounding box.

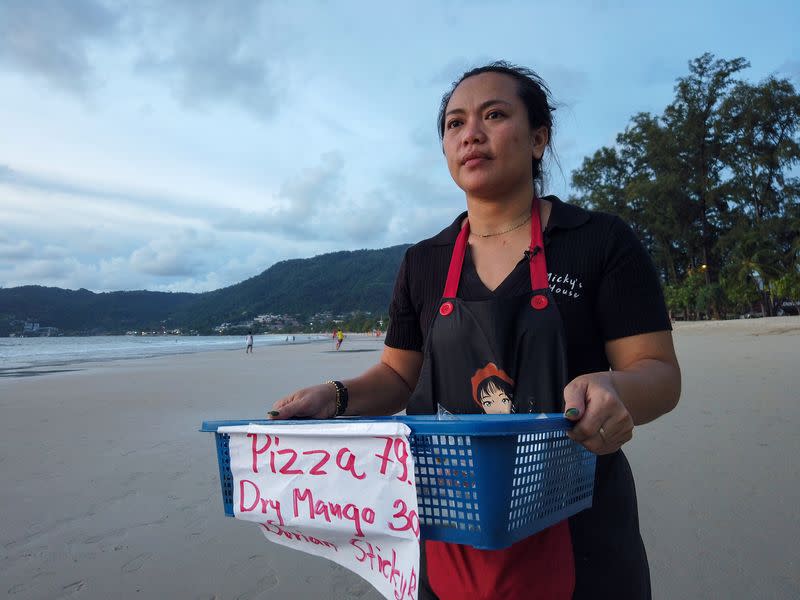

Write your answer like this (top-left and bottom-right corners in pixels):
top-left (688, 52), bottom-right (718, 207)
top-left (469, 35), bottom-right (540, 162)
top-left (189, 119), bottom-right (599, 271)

top-left (0, 319), bottom-right (798, 599)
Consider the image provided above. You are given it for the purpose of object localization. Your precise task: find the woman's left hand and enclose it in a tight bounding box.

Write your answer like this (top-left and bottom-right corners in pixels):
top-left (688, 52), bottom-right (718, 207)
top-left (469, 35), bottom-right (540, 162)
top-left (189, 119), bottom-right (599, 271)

top-left (563, 372), bottom-right (633, 455)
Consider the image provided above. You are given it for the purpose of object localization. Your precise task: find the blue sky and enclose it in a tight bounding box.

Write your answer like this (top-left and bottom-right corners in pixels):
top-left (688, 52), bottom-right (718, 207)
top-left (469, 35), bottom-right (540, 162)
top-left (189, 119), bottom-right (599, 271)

top-left (1, 0), bottom-right (798, 293)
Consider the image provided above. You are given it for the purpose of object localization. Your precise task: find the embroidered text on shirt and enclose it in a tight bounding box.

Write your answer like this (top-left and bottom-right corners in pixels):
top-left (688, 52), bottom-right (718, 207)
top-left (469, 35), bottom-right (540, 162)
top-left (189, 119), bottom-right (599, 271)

top-left (547, 272), bottom-right (583, 299)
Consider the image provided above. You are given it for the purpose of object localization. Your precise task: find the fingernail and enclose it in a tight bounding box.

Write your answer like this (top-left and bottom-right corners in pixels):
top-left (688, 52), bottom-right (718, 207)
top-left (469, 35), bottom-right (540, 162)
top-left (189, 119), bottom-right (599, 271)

top-left (564, 408), bottom-right (580, 418)
top-left (268, 411), bottom-right (280, 417)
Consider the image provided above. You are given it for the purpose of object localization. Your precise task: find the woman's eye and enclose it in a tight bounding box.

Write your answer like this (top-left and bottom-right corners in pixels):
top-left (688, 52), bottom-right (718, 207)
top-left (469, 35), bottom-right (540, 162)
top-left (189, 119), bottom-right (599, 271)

top-left (487, 110), bottom-right (504, 120)
top-left (446, 119), bottom-right (462, 129)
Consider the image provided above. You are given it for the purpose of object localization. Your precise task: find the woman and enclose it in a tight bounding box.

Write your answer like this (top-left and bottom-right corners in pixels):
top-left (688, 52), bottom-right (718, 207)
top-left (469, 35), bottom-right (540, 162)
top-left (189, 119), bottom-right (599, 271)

top-left (270, 62), bottom-right (681, 599)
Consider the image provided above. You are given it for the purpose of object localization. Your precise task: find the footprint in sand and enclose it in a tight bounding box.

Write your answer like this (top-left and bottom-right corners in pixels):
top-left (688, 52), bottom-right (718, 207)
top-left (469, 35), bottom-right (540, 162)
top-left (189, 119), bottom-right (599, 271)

top-left (121, 552), bottom-right (152, 573)
top-left (59, 580), bottom-right (87, 597)
top-left (233, 572), bottom-right (279, 600)
top-left (84, 528), bottom-right (126, 544)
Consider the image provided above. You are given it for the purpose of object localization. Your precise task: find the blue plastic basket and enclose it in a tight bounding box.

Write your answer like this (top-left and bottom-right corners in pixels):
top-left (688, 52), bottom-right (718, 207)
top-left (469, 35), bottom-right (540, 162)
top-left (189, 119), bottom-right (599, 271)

top-left (200, 414), bottom-right (595, 550)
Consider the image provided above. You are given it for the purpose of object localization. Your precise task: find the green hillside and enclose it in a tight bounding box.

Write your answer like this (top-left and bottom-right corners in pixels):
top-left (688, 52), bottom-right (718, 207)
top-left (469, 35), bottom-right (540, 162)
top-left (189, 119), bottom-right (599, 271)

top-left (0, 245), bottom-right (410, 336)
top-left (170, 245), bottom-right (410, 330)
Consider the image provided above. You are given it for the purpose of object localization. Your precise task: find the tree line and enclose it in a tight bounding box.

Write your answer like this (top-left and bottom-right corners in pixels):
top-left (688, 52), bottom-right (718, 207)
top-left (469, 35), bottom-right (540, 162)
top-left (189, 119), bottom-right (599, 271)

top-left (569, 53), bottom-right (800, 319)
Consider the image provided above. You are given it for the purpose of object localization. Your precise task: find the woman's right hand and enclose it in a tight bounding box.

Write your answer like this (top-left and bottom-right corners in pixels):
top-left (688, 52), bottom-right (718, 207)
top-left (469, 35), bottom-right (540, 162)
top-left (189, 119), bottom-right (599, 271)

top-left (269, 383), bottom-right (337, 420)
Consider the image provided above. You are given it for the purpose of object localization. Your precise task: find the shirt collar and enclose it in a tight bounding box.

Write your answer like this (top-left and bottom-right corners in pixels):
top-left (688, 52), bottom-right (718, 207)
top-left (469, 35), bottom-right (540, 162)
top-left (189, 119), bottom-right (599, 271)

top-left (428, 195), bottom-right (590, 246)
top-left (544, 195), bottom-right (591, 233)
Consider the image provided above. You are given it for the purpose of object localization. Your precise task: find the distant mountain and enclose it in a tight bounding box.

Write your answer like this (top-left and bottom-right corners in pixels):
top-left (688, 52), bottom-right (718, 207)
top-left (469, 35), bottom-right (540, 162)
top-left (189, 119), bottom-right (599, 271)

top-left (170, 244), bottom-right (411, 330)
top-left (0, 245), bottom-right (411, 335)
top-left (0, 287), bottom-right (197, 336)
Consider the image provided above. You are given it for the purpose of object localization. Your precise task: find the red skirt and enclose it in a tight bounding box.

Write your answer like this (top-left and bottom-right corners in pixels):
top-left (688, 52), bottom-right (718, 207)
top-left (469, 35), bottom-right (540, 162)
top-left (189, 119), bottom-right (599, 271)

top-left (426, 520), bottom-right (574, 600)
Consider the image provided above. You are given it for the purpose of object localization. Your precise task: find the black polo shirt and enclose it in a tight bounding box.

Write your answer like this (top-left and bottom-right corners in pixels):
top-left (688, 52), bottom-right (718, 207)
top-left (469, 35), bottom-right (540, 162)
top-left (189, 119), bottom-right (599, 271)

top-left (385, 196), bottom-right (671, 381)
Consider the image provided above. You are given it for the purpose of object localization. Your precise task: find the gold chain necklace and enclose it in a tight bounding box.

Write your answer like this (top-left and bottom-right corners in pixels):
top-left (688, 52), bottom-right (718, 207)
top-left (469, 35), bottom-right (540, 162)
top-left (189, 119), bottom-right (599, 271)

top-left (470, 212), bottom-right (532, 238)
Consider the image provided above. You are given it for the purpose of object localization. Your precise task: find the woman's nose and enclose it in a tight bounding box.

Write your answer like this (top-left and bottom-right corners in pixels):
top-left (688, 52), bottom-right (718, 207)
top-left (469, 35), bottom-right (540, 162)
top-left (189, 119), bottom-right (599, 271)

top-left (461, 118), bottom-right (486, 144)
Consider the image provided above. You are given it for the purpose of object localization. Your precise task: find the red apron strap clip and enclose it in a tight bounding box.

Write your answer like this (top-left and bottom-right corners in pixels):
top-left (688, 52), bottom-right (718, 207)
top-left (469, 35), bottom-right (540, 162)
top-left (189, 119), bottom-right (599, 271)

top-left (439, 301), bottom-right (454, 316)
top-left (531, 294), bottom-right (549, 310)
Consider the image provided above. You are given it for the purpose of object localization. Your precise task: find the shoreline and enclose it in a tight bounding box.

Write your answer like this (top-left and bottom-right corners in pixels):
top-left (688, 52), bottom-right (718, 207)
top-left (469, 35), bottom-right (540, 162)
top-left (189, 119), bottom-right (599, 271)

top-left (0, 333), bottom-right (341, 378)
top-left (2, 317), bottom-right (797, 378)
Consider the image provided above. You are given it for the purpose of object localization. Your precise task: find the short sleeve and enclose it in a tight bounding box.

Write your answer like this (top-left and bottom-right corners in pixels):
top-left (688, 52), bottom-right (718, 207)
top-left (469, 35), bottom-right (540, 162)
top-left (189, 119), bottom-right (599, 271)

top-left (595, 217), bottom-right (672, 341)
top-left (385, 251), bottom-right (424, 351)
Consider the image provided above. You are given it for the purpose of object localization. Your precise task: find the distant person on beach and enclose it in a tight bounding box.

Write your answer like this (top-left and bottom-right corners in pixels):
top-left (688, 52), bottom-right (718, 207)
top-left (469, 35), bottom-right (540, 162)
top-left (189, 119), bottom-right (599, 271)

top-left (270, 62), bottom-right (681, 599)
top-left (335, 329), bottom-right (345, 351)
top-left (245, 331), bottom-right (253, 354)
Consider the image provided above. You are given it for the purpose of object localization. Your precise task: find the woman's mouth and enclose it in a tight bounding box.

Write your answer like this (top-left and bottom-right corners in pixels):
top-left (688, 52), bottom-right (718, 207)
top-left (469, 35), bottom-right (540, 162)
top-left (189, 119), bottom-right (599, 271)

top-left (462, 152), bottom-right (490, 167)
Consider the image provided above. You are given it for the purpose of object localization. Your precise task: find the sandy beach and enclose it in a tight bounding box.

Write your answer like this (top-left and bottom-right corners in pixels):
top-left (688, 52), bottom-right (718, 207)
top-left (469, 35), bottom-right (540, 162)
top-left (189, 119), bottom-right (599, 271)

top-left (1, 319), bottom-right (798, 599)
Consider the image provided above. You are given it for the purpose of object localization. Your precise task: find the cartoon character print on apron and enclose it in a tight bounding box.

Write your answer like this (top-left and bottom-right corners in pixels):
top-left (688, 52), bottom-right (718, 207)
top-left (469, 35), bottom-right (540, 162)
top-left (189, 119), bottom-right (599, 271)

top-left (407, 196), bottom-right (577, 600)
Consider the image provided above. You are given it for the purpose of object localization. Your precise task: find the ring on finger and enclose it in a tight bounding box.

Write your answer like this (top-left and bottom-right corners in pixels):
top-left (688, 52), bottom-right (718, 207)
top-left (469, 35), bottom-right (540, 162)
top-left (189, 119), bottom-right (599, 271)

top-left (598, 426), bottom-right (608, 444)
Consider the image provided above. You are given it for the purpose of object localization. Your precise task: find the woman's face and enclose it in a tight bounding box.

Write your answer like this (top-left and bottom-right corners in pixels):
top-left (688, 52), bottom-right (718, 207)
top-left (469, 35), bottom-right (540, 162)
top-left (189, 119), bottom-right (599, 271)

top-left (479, 383), bottom-right (512, 414)
top-left (442, 72), bottom-right (547, 198)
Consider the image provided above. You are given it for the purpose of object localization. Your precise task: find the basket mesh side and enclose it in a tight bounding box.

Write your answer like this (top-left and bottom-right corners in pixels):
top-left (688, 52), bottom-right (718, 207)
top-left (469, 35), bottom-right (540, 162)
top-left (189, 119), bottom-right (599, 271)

top-left (216, 433), bottom-right (234, 515)
top-left (508, 431), bottom-right (594, 532)
top-left (410, 433), bottom-right (481, 532)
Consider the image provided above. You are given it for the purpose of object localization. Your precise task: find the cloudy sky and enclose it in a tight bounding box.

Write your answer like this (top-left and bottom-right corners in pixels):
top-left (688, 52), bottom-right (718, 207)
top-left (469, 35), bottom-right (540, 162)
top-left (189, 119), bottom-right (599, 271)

top-left (1, 0), bottom-right (798, 293)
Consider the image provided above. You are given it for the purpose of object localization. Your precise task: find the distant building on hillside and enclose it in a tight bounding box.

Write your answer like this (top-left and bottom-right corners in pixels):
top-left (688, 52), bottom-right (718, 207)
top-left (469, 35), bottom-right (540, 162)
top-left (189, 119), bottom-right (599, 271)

top-left (22, 322), bottom-right (59, 336)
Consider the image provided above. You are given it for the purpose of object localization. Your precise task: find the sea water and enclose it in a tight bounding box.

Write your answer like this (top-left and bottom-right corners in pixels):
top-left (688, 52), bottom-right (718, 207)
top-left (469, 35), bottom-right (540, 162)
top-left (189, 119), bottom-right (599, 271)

top-left (0, 334), bottom-right (326, 376)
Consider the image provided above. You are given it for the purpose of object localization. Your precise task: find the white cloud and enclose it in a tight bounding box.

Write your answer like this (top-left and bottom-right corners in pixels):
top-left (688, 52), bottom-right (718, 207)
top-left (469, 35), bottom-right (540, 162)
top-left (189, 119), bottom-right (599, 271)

top-left (0, 239), bottom-right (35, 260)
top-left (129, 229), bottom-right (216, 277)
top-left (128, 0), bottom-right (294, 120)
top-left (0, 0), bottom-right (119, 95)
top-left (216, 152), bottom-right (354, 239)
top-left (0, 1), bottom-right (301, 120)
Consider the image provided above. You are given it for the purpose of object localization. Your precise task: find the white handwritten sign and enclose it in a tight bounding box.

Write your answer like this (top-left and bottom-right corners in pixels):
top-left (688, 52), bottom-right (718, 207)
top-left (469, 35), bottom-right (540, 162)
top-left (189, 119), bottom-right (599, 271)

top-left (219, 422), bottom-right (419, 600)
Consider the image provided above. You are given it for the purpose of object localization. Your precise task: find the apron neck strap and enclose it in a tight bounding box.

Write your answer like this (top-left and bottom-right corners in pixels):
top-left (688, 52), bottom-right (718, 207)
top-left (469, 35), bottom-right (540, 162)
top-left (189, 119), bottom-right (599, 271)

top-left (443, 216), bottom-right (470, 298)
top-left (443, 196), bottom-right (547, 298)
top-left (528, 195), bottom-right (548, 291)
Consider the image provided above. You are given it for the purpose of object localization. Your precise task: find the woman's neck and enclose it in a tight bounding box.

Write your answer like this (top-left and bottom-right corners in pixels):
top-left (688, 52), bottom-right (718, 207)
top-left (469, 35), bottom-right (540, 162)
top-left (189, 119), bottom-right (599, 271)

top-left (465, 187), bottom-right (536, 236)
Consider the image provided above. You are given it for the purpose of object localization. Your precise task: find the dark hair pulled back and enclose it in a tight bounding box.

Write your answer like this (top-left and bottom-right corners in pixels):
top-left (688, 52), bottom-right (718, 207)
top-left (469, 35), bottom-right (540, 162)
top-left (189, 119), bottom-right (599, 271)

top-left (437, 61), bottom-right (556, 191)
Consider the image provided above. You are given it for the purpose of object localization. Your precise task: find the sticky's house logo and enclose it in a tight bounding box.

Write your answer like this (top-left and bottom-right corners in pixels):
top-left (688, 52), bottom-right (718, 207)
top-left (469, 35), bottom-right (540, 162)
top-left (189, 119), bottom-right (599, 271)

top-left (547, 272), bottom-right (583, 299)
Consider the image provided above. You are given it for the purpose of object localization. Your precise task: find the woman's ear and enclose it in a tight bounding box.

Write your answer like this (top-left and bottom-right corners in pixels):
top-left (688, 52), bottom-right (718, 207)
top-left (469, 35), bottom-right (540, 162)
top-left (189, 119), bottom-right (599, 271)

top-left (531, 126), bottom-right (549, 160)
